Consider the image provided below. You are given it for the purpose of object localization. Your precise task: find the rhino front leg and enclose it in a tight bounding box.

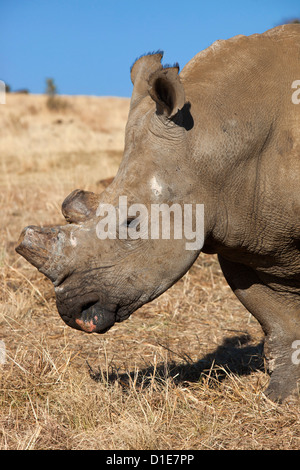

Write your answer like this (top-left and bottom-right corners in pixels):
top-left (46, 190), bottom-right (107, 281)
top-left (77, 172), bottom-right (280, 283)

top-left (218, 255), bottom-right (300, 402)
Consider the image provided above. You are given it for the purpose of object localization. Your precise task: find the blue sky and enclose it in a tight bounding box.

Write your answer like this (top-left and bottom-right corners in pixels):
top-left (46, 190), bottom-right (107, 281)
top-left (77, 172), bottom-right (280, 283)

top-left (1, 0), bottom-right (299, 97)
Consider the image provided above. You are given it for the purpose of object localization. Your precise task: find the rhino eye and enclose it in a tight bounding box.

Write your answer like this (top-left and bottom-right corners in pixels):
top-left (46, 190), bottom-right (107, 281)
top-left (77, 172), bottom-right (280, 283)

top-left (126, 217), bottom-right (137, 227)
top-left (118, 216), bottom-right (138, 229)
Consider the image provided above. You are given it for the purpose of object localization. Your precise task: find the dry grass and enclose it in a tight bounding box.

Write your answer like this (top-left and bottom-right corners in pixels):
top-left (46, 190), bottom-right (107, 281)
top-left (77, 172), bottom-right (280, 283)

top-left (0, 94), bottom-right (300, 450)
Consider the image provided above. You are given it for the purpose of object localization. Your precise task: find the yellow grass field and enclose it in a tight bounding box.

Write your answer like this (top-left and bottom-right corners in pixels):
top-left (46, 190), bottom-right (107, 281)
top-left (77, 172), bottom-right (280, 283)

top-left (0, 93), bottom-right (299, 450)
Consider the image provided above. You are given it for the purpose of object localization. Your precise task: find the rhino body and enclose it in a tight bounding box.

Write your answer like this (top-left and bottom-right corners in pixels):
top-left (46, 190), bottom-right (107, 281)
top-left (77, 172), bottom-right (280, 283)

top-left (17, 25), bottom-right (300, 401)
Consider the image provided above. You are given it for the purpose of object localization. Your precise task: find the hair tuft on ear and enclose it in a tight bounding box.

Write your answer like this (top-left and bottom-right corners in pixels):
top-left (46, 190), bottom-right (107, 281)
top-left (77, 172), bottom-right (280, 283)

top-left (130, 50), bottom-right (164, 75)
top-left (163, 62), bottom-right (180, 72)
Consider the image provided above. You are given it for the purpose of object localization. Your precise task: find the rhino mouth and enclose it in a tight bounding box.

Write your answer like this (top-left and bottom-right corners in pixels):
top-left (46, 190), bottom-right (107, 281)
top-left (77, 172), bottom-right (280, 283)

top-left (57, 296), bottom-right (116, 334)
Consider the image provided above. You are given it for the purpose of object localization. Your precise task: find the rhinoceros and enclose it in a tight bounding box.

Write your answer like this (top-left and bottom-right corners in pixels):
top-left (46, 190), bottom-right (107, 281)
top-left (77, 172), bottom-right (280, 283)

top-left (16, 24), bottom-right (300, 401)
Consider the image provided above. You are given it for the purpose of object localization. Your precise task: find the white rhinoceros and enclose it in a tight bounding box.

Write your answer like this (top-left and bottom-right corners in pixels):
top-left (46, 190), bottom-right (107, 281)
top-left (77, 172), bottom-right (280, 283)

top-left (16, 24), bottom-right (300, 401)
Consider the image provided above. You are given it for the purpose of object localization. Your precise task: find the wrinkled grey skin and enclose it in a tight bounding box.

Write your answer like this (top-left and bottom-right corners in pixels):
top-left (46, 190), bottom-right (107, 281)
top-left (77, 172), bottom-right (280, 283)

top-left (17, 25), bottom-right (300, 401)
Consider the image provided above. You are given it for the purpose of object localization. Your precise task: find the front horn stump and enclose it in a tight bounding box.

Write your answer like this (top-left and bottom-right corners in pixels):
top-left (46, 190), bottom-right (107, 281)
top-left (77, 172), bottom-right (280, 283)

top-left (16, 225), bottom-right (66, 283)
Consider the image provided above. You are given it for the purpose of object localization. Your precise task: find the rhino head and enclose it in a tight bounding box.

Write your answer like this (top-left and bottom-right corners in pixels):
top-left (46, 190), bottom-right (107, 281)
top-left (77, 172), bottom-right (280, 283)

top-left (16, 52), bottom-right (207, 334)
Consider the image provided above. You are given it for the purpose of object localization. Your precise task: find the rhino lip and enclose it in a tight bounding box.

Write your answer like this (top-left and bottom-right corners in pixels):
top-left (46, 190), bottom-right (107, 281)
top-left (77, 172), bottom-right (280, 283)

top-left (75, 301), bottom-right (116, 334)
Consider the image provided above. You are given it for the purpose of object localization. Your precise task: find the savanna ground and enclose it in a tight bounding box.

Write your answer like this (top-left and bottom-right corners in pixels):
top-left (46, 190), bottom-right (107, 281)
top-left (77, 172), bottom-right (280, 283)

top-left (0, 93), bottom-right (299, 450)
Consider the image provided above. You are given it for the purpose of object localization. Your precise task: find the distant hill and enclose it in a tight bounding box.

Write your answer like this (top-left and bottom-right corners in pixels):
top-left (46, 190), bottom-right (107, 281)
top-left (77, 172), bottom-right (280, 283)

top-left (0, 94), bottom-right (130, 160)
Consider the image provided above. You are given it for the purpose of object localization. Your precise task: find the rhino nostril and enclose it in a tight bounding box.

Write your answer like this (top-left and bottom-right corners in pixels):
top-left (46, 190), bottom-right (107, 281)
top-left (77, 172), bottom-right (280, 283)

top-left (81, 299), bottom-right (99, 313)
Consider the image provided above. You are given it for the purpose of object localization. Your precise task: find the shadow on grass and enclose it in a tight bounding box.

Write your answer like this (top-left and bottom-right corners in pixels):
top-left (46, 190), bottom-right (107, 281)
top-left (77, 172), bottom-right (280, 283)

top-left (87, 334), bottom-right (265, 390)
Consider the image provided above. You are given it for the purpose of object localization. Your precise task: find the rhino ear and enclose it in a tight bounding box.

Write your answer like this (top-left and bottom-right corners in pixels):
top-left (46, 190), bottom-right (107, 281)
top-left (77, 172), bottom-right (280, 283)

top-left (148, 66), bottom-right (185, 118)
top-left (130, 51), bottom-right (164, 85)
top-left (130, 52), bottom-right (164, 107)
